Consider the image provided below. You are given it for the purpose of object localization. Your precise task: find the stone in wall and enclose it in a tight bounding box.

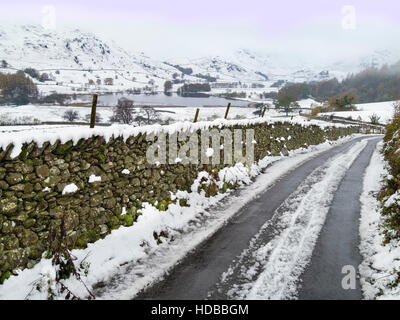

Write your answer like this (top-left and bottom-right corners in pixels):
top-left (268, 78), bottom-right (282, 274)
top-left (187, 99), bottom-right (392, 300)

top-left (0, 121), bottom-right (360, 281)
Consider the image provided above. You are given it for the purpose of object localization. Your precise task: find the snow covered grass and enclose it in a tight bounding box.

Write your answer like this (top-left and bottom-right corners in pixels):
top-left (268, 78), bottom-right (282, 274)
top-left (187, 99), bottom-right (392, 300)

top-left (297, 98), bottom-right (322, 110)
top-left (359, 144), bottom-right (400, 300)
top-left (0, 98), bottom-right (353, 129)
top-left (0, 103), bottom-right (261, 124)
top-left (324, 101), bottom-right (396, 124)
top-left (218, 138), bottom-right (371, 300)
top-left (0, 133), bottom-right (365, 300)
top-left (0, 104), bottom-right (114, 124)
top-left (0, 112), bottom-right (41, 125)
top-left (359, 112), bottom-right (400, 300)
top-left (154, 106), bottom-right (260, 122)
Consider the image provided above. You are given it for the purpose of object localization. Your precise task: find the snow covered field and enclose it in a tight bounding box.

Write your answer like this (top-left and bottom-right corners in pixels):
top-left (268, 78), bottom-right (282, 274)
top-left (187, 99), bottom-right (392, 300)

top-left (0, 104), bottom-right (114, 124)
top-left (0, 97), bottom-right (395, 130)
top-left (0, 104), bottom-right (262, 125)
top-left (323, 101), bottom-right (396, 124)
top-left (0, 134), bottom-right (366, 300)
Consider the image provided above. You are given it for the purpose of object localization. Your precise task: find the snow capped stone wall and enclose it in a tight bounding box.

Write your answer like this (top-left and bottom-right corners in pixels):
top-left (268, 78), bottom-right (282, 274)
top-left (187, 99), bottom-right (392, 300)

top-left (0, 121), bottom-right (360, 281)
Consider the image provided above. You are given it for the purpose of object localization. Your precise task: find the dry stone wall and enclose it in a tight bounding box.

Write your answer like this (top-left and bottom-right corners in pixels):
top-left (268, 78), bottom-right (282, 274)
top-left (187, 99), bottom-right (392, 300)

top-left (0, 121), bottom-right (360, 282)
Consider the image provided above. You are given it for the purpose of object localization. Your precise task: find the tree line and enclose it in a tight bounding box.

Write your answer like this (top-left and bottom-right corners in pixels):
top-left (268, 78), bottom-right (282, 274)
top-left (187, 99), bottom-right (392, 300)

top-left (277, 61), bottom-right (400, 104)
top-left (0, 71), bottom-right (38, 105)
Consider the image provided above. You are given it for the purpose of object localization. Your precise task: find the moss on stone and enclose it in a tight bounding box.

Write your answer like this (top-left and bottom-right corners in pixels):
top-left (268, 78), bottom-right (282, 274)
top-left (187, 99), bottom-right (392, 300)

top-left (107, 216), bottom-right (120, 229)
top-left (0, 271), bottom-right (11, 284)
top-left (122, 214), bottom-right (134, 227)
top-left (0, 121), bottom-right (361, 277)
top-left (179, 198), bottom-right (188, 207)
top-left (18, 148), bottom-right (28, 161)
top-left (157, 200), bottom-right (168, 211)
top-left (75, 236), bottom-right (88, 249)
top-left (97, 153), bottom-right (106, 163)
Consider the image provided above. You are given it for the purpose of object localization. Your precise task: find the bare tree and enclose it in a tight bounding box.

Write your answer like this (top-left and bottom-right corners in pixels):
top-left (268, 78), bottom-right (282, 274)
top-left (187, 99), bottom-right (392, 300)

top-left (63, 110), bottom-right (80, 122)
top-left (134, 114), bottom-right (147, 126)
top-left (164, 80), bottom-right (173, 93)
top-left (138, 106), bottom-right (160, 125)
top-left (110, 98), bottom-right (135, 124)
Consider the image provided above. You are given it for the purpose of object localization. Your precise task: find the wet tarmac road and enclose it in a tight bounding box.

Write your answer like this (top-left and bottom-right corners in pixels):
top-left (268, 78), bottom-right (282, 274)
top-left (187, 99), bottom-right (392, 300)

top-left (136, 136), bottom-right (381, 300)
top-left (298, 138), bottom-right (380, 299)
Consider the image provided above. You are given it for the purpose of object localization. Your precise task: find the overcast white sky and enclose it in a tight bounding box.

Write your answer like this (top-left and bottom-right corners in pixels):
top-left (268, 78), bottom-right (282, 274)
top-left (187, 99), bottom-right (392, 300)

top-left (1, 0), bottom-right (400, 62)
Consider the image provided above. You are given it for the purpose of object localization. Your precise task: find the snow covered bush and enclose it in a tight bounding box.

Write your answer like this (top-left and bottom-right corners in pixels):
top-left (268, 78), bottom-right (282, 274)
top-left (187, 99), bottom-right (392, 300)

top-left (63, 110), bottom-right (80, 122)
top-left (379, 113), bottom-right (400, 243)
top-left (0, 113), bottom-right (41, 125)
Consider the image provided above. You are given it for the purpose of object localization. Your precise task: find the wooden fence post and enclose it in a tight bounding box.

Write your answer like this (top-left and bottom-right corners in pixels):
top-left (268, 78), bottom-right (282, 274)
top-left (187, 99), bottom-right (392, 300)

top-left (261, 106), bottom-right (266, 117)
top-left (193, 108), bottom-right (200, 123)
top-left (90, 94), bottom-right (98, 128)
top-left (224, 103), bottom-right (231, 119)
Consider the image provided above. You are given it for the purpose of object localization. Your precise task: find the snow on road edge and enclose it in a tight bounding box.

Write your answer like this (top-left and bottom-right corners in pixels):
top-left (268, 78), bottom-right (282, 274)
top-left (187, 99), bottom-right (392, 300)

top-left (221, 139), bottom-right (368, 300)
top-left (0, 134), bottom-right (367, 299)
top-left (359, 142), bottom-right (400, 300)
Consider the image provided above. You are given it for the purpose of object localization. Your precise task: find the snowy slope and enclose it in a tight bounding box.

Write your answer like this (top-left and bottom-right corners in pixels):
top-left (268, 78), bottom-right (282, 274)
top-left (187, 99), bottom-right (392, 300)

top-left (0, 24), bottom-right (273, 90)
top-left (323, 101), bottom-right (396, 124)
top-left (170, 49), bottom-right (335, 85)
top-left (170, 47), bottom-right (400, 88)
top-left (0, 24), bottom-right (183, 93)
top-left (0, 24), bottom-right (399, 95)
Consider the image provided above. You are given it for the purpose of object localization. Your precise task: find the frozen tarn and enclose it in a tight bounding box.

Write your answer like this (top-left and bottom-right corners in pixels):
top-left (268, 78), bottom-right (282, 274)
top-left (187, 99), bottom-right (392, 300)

top-left (359, 142), bottom-right (400, 300)
top-left (0, 135), bottom-right (364, 300)
top-left (218, 139), bottom-right (369, 300)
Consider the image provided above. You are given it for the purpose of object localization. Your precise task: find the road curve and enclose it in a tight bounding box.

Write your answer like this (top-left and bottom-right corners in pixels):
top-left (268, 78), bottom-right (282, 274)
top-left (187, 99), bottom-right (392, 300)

top-left (136, 136), bottom-right (381, 300)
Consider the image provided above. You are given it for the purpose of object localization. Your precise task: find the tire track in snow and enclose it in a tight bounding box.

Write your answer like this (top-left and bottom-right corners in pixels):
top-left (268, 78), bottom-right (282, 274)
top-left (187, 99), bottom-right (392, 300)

top-left (94, 135), bottom-right (370, 299)
top-left (212, 139), bottom-right (369, 300)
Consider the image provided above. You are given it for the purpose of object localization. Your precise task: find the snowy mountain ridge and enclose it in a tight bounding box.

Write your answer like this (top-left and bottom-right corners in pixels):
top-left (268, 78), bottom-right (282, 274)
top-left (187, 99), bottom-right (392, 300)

top-left (0, 24), bottom-right (399, 93)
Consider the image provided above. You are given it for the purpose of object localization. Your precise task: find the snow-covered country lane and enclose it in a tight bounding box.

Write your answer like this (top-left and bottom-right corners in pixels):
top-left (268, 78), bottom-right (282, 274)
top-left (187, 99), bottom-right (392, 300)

top-left (131, 135), bottom-right (382, 300)
top-left (0, 134), bottom-right (381, 300)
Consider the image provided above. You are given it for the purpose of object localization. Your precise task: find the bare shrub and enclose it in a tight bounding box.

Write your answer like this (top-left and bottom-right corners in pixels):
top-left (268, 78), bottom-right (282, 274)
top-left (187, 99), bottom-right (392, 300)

top-left (369, 113), bottom-right (381, 124)
top-left (135, 106), bottom-right (160, 125)
top-left (63, 110), bottom-right (80, 122)
top-left (311, 106), bottom-right (322, 116)
top-left (27, 211), bottom-right (95, 300)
